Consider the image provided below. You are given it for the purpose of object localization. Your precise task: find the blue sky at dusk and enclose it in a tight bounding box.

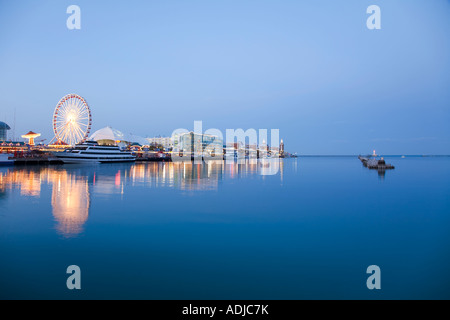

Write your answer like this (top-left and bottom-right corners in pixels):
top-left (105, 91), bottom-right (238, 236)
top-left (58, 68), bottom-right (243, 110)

top-left (0, 0), bottom-right (449, 154)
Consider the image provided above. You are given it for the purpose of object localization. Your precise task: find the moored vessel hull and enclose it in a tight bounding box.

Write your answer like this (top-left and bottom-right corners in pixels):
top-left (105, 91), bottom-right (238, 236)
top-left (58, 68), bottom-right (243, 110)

top-left (53, 141), bottom-right (136, 164)
top-left (54, 155), bottom-right (136, 164)
top-left (0, 154), bottom-right (14, 166)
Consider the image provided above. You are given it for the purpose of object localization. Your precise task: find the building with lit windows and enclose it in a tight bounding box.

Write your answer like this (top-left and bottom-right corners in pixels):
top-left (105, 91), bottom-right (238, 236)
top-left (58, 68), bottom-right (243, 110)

top-left (146, 136), bottom-right (173, 150)
top-left (173, 132), bottom-right (223, 157)
top-left (0, 121), bottom-right (10, 141)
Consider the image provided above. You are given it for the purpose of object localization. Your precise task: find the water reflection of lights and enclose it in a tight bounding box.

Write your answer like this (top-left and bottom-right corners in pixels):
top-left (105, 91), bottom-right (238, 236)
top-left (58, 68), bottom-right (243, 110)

top-left (0, 170), bottom-right (41, 197)
top-left (0, 159), bottom-right (284, 236)
top-left (0, 168), bottom-right (90, 238)
top-left (50, 171), bottom-right (89, 237)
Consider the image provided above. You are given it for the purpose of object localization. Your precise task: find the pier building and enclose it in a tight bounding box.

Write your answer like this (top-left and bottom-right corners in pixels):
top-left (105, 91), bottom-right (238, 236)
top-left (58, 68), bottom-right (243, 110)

top-left (0, 121), bottom-right (10, 141)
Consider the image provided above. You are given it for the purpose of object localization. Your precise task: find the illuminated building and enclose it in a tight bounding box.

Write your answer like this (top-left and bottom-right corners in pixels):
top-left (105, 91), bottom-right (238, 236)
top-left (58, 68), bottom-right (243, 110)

top-left (0, 121), bottom-right (11, 141)
top-left (173, 132), bottom-right (223, 157)
top-left (47, 139), bottom-right (71, 150)
top-left (0, 141), bottom-right (26, 152)
top-left (146, 136), bottom-right (173, 150)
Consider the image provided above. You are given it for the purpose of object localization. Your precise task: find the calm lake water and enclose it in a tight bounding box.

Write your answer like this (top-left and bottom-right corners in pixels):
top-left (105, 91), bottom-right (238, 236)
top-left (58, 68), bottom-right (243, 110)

top-left (1, 157), bottom-right (449, 299)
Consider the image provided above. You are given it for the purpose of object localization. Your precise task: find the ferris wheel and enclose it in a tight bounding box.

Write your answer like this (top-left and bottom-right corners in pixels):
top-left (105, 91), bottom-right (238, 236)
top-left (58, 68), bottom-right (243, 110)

top-left (53, 94), bottom-right (92, 146)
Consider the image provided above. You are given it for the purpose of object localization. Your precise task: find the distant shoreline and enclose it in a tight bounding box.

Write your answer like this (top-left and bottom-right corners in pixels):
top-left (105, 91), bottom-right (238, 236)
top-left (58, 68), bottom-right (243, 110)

top-left (296, 155), bottom-right (450, 157)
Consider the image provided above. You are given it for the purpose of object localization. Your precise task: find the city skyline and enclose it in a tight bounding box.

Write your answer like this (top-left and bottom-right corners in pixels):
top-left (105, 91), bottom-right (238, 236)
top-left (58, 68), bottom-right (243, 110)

top-left (1, 0), bottom-right (449, 155)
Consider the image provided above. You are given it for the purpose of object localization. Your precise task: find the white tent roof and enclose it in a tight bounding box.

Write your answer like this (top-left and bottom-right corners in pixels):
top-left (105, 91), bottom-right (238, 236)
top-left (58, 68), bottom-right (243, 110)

top-left (89, 126), bottom-right (127, 142)
top-left (126, 134), bottom-right (149, 146)
top-left (89, 126), bottom-right (148, 145)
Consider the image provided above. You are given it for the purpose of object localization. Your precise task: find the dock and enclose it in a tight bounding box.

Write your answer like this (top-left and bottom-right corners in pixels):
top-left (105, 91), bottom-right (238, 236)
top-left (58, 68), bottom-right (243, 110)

top-left (13, 157), bottom-right (64, 165)
top-left (358, 155), bottom-right (395, 170)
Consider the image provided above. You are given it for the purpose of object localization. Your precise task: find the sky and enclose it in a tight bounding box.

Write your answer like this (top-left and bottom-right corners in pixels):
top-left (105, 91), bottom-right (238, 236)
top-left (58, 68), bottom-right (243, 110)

top-left (0, 0), bottom-right (449, 155)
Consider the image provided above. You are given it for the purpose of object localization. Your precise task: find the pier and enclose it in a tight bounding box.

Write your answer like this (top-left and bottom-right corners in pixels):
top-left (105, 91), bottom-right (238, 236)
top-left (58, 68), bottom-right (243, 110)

top-left (13, 157), bottom-right (64, 165)
top-left (10, 151), bottom-right (63, 165)
top-left (358, 155), bottom-right (395, 170)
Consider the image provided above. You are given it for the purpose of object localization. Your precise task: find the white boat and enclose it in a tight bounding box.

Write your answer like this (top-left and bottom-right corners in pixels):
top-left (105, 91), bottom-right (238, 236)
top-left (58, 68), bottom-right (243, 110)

top-left (54, 141), bottom-right (136, 164)
top-left (0, 153), bottom-right (14, 166)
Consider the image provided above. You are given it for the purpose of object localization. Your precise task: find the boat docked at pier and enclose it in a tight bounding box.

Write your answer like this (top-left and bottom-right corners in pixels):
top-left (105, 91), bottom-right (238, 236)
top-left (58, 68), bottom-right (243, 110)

top-left (54, 141), bottom-right (135, 164)
top-left (0, 153), bottom-right (14, 166)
